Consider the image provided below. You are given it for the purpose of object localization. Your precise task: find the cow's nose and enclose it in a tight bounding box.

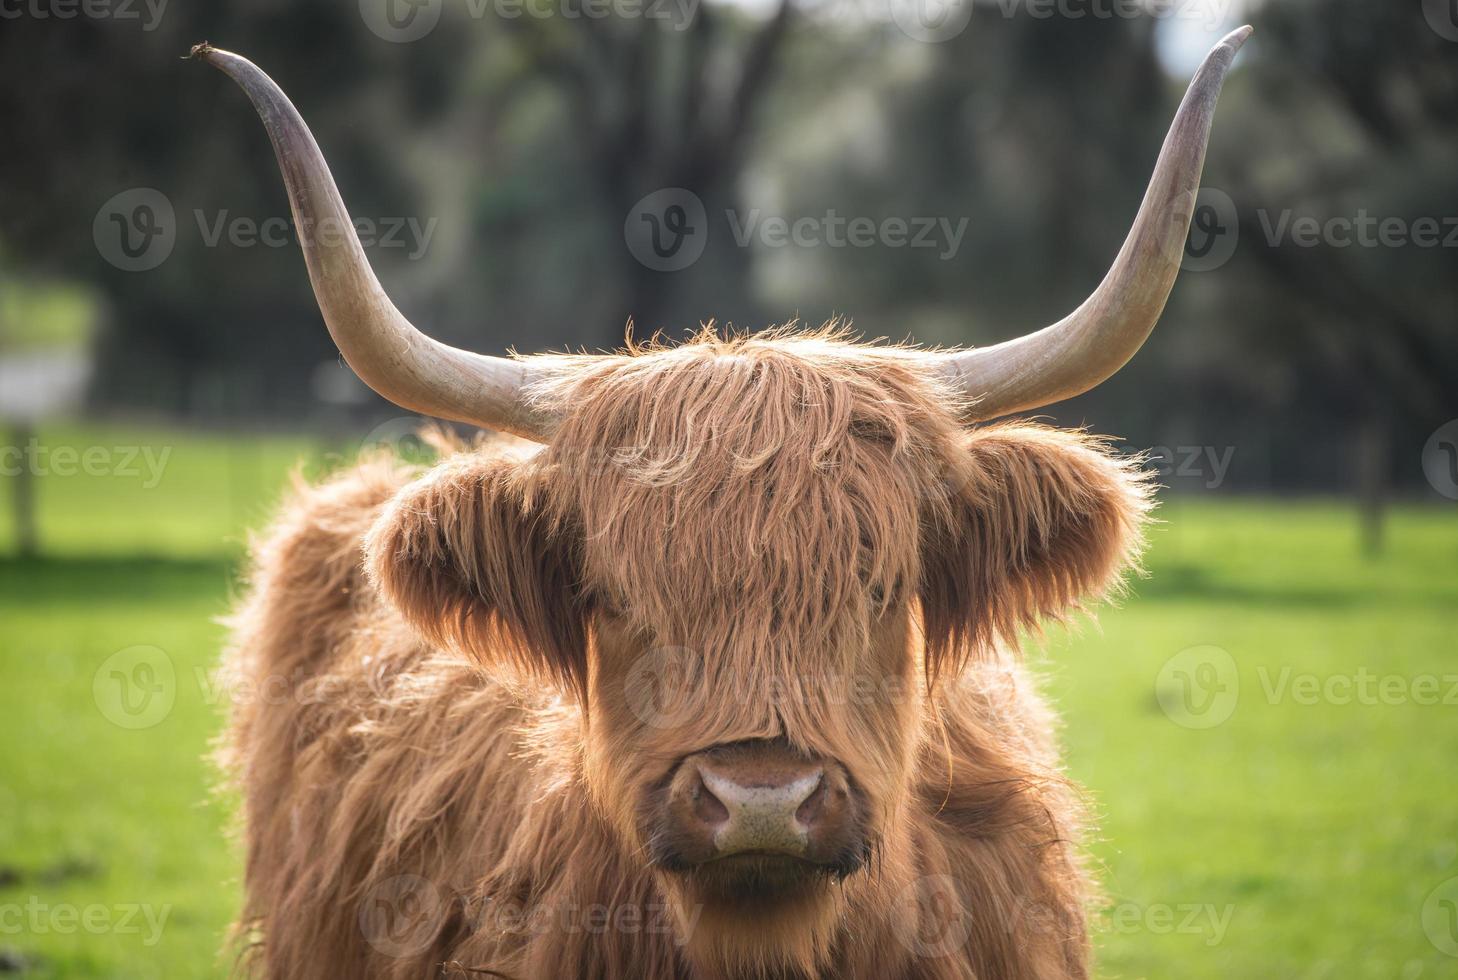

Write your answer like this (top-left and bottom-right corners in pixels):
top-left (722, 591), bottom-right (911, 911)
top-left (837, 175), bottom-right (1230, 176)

top-left (656, 742), bottom-right (863, 872)
top-left (695, 763), bottom-right (824, 857)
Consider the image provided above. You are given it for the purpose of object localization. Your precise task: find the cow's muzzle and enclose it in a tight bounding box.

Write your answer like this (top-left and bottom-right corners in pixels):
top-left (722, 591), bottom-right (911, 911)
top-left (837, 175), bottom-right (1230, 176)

top-left (651, 740), bottom-right (868, 886)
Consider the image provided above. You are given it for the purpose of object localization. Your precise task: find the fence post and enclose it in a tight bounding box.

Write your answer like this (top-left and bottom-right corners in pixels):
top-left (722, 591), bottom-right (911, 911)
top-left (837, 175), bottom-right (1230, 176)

top-left (10, 420), bottom-right (38, 558)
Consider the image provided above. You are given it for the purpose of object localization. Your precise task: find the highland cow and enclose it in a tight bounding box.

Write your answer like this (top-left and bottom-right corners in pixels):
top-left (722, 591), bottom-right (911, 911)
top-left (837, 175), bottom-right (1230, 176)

top-left (198, 26), bottom-right (1250, 980)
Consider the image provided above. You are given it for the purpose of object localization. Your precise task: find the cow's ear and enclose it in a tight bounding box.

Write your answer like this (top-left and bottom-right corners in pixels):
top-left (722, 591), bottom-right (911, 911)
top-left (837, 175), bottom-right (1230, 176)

top-left (365, 452), bottom-right (588, 694)
top-left (919, 424), bottom-right (1154, 675)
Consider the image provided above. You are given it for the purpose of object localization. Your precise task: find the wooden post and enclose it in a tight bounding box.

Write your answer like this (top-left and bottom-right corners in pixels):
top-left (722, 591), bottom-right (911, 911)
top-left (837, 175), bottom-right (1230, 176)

top-left (10, 420), bottom-right (38, 558)
top-left (1355, 413), bottom-right (1388, 560)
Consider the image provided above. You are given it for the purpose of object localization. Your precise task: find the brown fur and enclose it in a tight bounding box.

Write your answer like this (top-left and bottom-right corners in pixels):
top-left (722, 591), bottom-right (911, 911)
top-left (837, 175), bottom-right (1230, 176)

top-left (218, 328), bottom-right (1153, 979)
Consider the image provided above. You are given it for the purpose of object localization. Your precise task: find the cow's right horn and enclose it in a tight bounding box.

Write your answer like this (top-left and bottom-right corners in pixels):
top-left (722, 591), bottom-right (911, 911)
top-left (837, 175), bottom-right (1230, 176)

top-left (192, 43), bottom-right (559, 443)
top-left (929, 26), bottom-right (1252, 422)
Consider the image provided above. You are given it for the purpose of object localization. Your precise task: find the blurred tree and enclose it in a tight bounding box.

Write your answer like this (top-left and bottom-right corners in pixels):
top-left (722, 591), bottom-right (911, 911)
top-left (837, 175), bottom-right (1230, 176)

top-left (1215, 0), bottom-right (1458, 539)
top-left (0, 3), bottom-right (475, 418)
top-left (765, 5), bottom-right (1165, 338)
top-left (490, 6), bottom-right (795, 339)
top-left (0, 0), bottom-right (1452, 506)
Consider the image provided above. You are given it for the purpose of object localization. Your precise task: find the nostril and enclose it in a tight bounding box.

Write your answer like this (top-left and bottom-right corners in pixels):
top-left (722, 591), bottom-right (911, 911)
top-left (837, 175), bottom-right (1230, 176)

top-left (794, 773), bottom-right (827, 826)
top-left (691, 770), bottom-right (730, 826)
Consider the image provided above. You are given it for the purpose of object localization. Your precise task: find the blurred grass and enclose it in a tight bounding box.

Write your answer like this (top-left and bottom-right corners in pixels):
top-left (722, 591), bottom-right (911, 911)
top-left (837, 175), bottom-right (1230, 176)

top-left (0, 423), bottom-right (1455, 977)
top-left (0, 283), bottom-right (97, 352)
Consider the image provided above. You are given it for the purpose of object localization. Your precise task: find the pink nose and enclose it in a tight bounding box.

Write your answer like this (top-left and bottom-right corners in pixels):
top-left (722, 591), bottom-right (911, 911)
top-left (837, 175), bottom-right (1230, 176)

top-left (658, 741), bottom-right (860, 868)
top-left (696, 762), bottom-right (824, 857)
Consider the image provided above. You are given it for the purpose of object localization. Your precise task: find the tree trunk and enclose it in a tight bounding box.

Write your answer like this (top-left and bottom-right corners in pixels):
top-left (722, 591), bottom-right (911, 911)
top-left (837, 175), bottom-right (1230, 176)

top-left (1355, 411), bottom-right (1388, 559)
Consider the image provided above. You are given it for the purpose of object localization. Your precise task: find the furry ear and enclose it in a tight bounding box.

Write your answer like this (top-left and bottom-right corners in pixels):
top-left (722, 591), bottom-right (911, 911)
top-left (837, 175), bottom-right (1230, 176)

top-left (920, 424), bottom-right (1155, 676)
top-left (365, 451), bottom-right (588, 695)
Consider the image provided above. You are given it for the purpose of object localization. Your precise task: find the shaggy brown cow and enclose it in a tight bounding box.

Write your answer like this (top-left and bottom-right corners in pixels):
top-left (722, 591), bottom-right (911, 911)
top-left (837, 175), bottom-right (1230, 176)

top-left (197, 27), bottom-right (1249, 980)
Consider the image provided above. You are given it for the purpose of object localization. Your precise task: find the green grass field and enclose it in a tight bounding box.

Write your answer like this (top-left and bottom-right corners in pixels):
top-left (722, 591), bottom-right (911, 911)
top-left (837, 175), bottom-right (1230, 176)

top-left (1, 424), bottom-right (1455, 978)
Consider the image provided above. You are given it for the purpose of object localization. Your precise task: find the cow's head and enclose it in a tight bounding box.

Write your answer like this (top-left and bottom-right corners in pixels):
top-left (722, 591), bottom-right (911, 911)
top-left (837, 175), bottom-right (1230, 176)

top-left (197, 27), bottom-right (1246, 974)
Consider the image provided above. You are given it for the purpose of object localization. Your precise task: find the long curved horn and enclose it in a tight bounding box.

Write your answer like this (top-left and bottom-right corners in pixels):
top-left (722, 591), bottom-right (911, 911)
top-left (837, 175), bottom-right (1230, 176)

top-left (190, 44), bottom-right (557, 442)
top-left (933, 26), bottom-right (1252, 421)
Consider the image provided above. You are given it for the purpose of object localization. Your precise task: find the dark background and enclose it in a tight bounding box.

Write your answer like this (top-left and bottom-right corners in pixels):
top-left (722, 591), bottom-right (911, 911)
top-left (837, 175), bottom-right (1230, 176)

top-left (1, 0), bottom-right (1456, 512)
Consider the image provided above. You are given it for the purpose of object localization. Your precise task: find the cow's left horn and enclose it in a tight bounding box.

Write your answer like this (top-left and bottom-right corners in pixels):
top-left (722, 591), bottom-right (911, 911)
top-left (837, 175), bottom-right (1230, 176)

top-left (932, 26), bottom-right (1252, 421)
top-left (191, 44), bottom-right (558, 442)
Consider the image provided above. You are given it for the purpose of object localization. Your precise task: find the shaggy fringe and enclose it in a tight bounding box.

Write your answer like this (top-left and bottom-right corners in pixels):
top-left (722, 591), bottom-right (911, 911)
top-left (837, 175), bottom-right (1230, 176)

top-left (218, 325), bottom-right (1152, 979)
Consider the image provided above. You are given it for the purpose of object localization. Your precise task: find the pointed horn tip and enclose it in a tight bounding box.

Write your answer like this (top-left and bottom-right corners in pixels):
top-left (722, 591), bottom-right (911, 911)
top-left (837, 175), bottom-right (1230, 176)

top-left (1221, 25), bottom-right (1254, 54)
